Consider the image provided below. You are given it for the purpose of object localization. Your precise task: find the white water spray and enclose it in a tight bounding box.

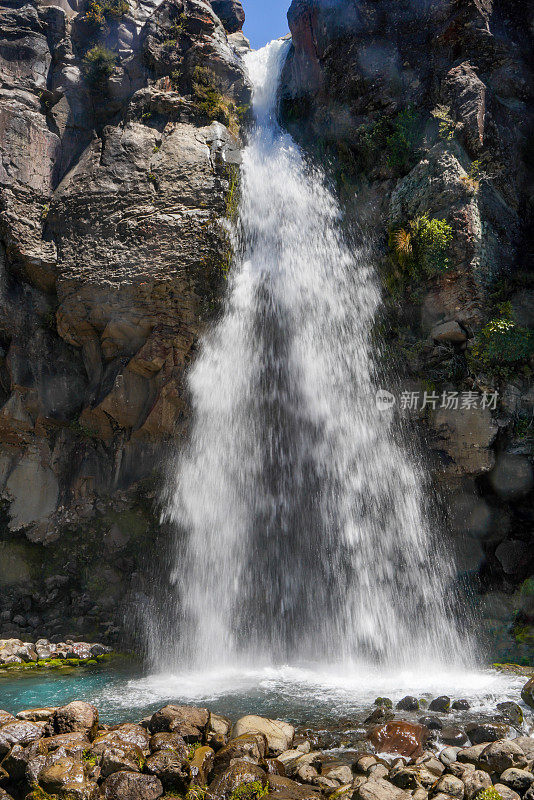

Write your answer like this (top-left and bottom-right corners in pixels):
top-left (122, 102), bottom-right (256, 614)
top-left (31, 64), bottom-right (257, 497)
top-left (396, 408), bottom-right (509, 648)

top-left (158, 40), bottom-right (475, 671)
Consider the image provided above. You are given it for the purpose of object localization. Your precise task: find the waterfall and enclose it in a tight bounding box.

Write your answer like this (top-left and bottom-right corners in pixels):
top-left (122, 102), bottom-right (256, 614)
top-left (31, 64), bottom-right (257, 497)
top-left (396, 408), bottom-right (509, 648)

top-left (157, 39), bottom-right (475, 671)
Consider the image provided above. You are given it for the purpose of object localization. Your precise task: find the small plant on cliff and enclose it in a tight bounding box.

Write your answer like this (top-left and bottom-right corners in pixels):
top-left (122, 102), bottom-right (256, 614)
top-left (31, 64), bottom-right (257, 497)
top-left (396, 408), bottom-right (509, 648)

top-left (229, 782), bottom-right (268, 800)
top-left (390, 213), bottom-right (453, 279)
top-left (82, 45), bottom-right (116, 87)
top-left (191, 66), bottom-right (230, 126)
top-left (186, 788), bottom-right (207, 800)
top-left (386, 107), bottom-right (422, 173)
top-left (431, 104), bottom-right (456, 141)
top-left (85, 0), bottom-right (128, 25)
top-left (460, 159), bottom-right (482, 193)
top-left (470, 306), bottom-right (534, 373)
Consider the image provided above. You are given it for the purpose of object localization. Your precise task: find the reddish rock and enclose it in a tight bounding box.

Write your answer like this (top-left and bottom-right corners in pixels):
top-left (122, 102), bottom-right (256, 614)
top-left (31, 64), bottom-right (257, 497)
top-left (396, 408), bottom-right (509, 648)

top-left (367, 722), bottom-right (430, 759)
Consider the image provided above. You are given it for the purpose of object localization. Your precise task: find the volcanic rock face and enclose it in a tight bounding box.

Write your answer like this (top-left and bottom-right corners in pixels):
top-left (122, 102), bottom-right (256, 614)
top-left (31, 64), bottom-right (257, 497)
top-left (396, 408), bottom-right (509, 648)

top-left (0, 0), bottom-right (249, 641)
top-left (281, 0), bottom-right (534, 661)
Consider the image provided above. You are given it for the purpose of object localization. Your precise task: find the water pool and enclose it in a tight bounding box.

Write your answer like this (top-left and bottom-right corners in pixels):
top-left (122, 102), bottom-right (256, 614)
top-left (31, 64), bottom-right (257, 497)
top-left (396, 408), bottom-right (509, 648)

top-left (0, 662), bottom-right (529, 730)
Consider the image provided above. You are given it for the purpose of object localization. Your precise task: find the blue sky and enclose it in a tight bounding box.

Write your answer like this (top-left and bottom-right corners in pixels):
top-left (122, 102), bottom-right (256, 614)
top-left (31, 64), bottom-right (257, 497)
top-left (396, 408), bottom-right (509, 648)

top-left (242, 0), bottom-right (290, 49)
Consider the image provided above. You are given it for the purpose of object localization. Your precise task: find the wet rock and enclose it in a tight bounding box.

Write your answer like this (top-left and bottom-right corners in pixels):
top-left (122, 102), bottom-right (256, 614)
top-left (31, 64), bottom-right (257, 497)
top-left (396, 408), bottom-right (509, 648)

top-left (463, 769), bottom-right (492, 800)
top-left (39, 757), bottom-right (97, 800)
top-left (431, 321), bottom-right (467, 343)
top-left (355, 756), bottom-right (379, 775)
top-left (489, 455), bottom-right (534, 501)
top-left (45, 733), bottom-right (91, 757)
top-left (214, 733), bottom-right (267, 774)
top-left (267, 774), bottom-right (320, 800)
top-left (478, 741), bottom-right (528, 774)
top-left (0, 720), bottom-right (43, 757)
top-left (500, 769), bottom-right (534, 794)
top-left (325, 766), bottom-right (353, 784)
top-left (1, 742), bottom-right (43, 781)
top-left (396, 697), bottom-right (419, 712)
top-left (17, 709), bottom-right (57, 722)
top-left (452, 701), bottom-right (471, 711)
top-left (374, 699), bottom-right (393, 709)
top-left (418, 717), bottom-right (443, 731)
top-left (440, 747), bottom-right (460, 766)
top-left (50, 702), bottom-right (99, 740)
top-left (100, 746), bottom-right (145, 778)
top-left (148, 706), bottom-right (209, 742)
top-left (209, 760), bottom-right (267, 800)
top-left (208, 714), bottom-right (232, 744)
top-left (145, 749), bottom-right (191, 791)
top-left (365, 707), bottom-right (395, 724)
top-left (0, 712), bottom-right (15, 727)
top-left (368, 722), bottom-right (429, 759)
top-left (101, 771), bottom-right (163, 800)
top-left (356, 777), bottom-right (411, 800)
top-left (497, 703), bottom-right (523, 726)
top-left (232, 716), bottom-right (294, 756)
top-left (441, 728), bottom-right (469, 747)
top-left (149, 733), bottom-right (188, 755)
top-left (190, 745), bottom-right (214, 784)
top-left (93, 726), bottom-right (151, 756)
top-left (466, 724), bottom-right (510, 745)
top-left (429, 697), bottom-right (451, 713)
top-left (520, 678), bottom-right (534, 710)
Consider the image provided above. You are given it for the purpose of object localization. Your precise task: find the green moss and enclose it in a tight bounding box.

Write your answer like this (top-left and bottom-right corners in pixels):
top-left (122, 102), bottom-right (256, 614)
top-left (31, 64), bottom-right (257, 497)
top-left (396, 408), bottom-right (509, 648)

top-left (187, 743), bottom-right (202, 760)
top-left (230, 782), bottom-right (268, 800)
top-left (186, 787), bottom-right (207, 800)
top-left (191, 67), bottom-right (232, 127)
top-left (475, 789), bottom-right (503, 800)
top-left (82, 45), bottom-right (116, 87)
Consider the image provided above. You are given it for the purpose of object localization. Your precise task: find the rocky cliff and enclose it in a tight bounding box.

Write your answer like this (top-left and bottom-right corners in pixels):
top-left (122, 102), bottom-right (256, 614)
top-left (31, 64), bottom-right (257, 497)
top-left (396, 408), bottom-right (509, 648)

top-left (0, 0), bottom-right (249, 642)
top-left (280, 0), bottom-right (534, 661)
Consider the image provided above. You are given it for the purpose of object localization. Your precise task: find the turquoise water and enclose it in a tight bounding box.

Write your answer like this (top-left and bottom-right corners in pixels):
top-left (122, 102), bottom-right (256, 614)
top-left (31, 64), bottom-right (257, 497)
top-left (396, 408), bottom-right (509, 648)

top-left (0, 662), bottom-right (529, 730)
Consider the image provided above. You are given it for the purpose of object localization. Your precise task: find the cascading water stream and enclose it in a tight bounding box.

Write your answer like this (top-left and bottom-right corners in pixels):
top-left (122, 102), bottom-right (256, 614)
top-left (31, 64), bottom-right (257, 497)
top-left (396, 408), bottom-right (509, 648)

top-left (156, 39), bottom-right (476, 672)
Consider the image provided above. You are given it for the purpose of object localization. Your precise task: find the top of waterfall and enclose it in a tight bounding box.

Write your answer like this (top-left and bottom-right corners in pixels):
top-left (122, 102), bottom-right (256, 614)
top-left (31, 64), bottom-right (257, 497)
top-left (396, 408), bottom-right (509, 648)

top-left (244, 39), bottom-right (291, 123)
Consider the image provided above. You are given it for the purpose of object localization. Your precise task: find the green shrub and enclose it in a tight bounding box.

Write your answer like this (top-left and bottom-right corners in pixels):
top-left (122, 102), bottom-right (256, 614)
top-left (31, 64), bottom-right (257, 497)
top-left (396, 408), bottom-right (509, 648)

top-left (82, 45), bottom-right (116, 86)
top-left (386, 107), bottom-right (422, 172)
top-left (85, 0), bottom-right (128, 25)
top-left (431, 104), bottom-right (456, 141)
top-left (389, 213), bottom-right (453, 279)
top-left (229, 782), bottom-right (268, 800)
top-left (471, 315), bottom-right (534, 370)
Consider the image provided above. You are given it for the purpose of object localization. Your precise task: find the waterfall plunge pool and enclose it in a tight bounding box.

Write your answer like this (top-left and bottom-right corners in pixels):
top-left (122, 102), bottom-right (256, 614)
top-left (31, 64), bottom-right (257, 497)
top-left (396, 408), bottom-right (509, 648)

top-left (0, 662), bottom-right (528, 731)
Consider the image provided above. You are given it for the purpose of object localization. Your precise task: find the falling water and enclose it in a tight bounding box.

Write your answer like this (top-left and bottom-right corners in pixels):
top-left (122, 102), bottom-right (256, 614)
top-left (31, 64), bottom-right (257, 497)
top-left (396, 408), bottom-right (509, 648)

top-left (158, 40), bottom-right (475, 671)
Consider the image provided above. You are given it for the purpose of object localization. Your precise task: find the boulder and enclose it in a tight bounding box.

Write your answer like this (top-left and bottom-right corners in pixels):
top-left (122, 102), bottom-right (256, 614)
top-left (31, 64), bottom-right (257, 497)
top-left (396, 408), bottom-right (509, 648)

top-left (463, 769), bottom-right (492, 800)
top-left (267, 774), bottom-right (320, 800)
top-left (0, 712), bottom-right (15, 727)
top-left (356, 778), bottom-right (411, 800)
top-left (429, 697), bottom-right (451, 713)
top-left (213, 733), bottom-right (267, 775)
top-left (50, 702), bottom-right (99, 740)
top-left (148, 706), bottom-right (209, 741)
top-left (149, 732), bottom-right (188, 755)
top-left (497, 703), bottom-right (523, 726)
top-left (16, 708), bottom-right (57, 722)
top-left (452, 701), bottom-right (471, 711)
top-left (232, 716), bottom-right (295, 755)
top-left (93, 726), bottom-right (151, 755)
top-left (431, 321), bottom-right (467, 343)
top-left (144, 749), bottom-right (191, 791)
top-left (489, 455), bottom-right (534, 500)
top-left (466, 724), bottom-right (510, 745)
top-left (513, 739), bottom-right (534, 761)
top-left (209, 760), bottom-right (267, 800)
top-left (433, 775), bottom-right (465, 798)
top-left (520, 678), bottom-right (534, 710)
top-left (190, 745), bottom-right (215, 784)
top-left (0, 720), bottom-right (43, 757)
top-left (442, 728), bottom-right (469, 747)
top-left (44, 733), bottom-right (91, 757)
top-left (478, 741), bottom-right (528, 774)
top-left (209, 0), bottom-right (245, 33)
top-left (368, 722), bottom-right (429, 759)
top-left (101, 771), bottom-right (163, 800)
top-left (500, 769), bottom-right (534, 794)
top-left (396, 697), bottom-right (419, 711)
top-left (494, 785), bottom-right (521, 800)
top-left (100, 746), bottom-right (145, 778)
top-left (419, 716), bottom-right (443, 731)
top-left (39, 757), bottom-right (98, 800)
